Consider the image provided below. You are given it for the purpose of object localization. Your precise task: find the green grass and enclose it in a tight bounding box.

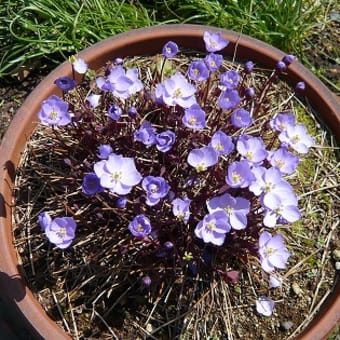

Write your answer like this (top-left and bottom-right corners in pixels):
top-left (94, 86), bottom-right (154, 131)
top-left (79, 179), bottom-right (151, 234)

top-left (0, 0), bottom-right (336, 80)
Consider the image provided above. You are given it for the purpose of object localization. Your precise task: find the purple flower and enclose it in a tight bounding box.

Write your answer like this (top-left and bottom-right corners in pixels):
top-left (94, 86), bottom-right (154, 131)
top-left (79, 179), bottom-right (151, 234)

top-left (236, 135), bottom-right (268, 165)
top-left (256, 296), bottom-right (275, 316)
top-left (128, 214), bottom-right (152, 238)
top-left (244, 61), bottom-right (254, 74)
top-left (38, 95), bottom-right (71, 126)
top-left (209, 130), bottom-right (234, 156)
top-left (278, 124), bottom-right (314, 153)
top-left (262, 191), bottom-right (301, 228)
top-left (54, 76), bottom-right (76, 91)
top-left (207, 193), bottom-right (250, 230)
top-left (194, 210), bottom-right (231, 246)
top-left (134, 121), bottom-right (157, 147)
top-left (155, 72), bottom-right (197, 108)
top-left (38, 212), bottom-right (77, 249)
top-left (188, 61), bottom-right (210, 81)
top-left (231, 108), bottom-right (253, 128)
top-left (171, 197), bottom-right (191, 223)
top-left (204, 53), bottom-right (223, 72)
top-left (259, 231), bottom-right (291, 272)
top-left (218, 89), bottom-right (240, 110)
top-left (94, 153), bottom-right (142, 195)
top-left (156, 130), bottom-right (176, 152)
top-left (142, 276), bottom-right (152, 287)
top-left (225, 160), bottom-right (255, 188)
top-left (267, 147), bottom-right (299, 174)
top-left (72, 57), bottom-right (88, 74)
top-left (142, 176), bottom-right (170, 206)
top-left (220, 70), bottom-right (240, 90)
top-left (187, 146), bottom-right (218, 172)
top-left (97, 144), bottom-right (113, 159)
top-left (249, 166), bottom-right (293, 202)
top-left (82, 173), bottom-right (103, 195)
top-left (270, 113), bottom-right (296, 132)
top-left (96, 66), bottom-right (143, 99)
top-left (108, 104), bottom-right (122, 121)
top-left (128, 106), bottom-right (137, 118)
top-left (182, 104), bottom-right (206, 130)
top-left (203, 31), bottom-right (229, 52)
top-left (162, 41), bottom-right (179, 58)
top-left (86, 94), bottom-right (101, 108)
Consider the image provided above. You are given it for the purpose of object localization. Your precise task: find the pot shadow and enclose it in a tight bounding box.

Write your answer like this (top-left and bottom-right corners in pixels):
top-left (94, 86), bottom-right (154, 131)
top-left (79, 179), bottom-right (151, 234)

top-left (0, 270), bottom-right (43, 340)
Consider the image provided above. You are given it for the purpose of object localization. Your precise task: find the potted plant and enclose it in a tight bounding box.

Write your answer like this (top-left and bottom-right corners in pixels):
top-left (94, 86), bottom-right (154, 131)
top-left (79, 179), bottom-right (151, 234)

top-left (0, 24), bottom-right (339, 339)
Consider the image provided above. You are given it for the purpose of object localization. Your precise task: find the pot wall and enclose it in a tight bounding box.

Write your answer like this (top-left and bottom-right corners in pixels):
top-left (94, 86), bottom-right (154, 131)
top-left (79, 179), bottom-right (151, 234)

top-left (0, 24), bottom-right (339, 339)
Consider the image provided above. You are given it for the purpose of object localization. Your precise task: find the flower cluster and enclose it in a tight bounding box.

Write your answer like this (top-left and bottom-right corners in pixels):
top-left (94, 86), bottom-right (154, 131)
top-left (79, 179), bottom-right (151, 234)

top-left (37, 31), bottom-right (314, 317)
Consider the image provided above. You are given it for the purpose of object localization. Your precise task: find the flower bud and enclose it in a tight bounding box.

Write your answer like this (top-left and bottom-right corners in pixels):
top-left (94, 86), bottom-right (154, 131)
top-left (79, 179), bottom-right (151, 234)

top-left (275, 61), bottom-right (287, 73)
top-left (244, 61), bottom-right (254, 74)
top-left (282, 54), bottom-right (295, 66)
top-left (244, 87), bottom-right (255, 99)
top-left (294, 81), bottom-right (306, 93)
top-left (115, 196), bottom-right (127, 208)
top-left (141, 276), bottom-right (151, 287)
top-left (128, 106), bottom-right (137, 118)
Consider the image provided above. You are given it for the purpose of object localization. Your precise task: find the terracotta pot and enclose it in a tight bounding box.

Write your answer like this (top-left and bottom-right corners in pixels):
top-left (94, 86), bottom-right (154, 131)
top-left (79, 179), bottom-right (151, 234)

top-left (0, 24), bottom-right (339, 339)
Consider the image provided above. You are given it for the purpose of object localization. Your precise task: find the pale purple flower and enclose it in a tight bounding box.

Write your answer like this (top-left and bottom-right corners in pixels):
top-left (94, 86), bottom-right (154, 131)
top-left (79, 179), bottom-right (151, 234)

top-left (38, 95), bottom-right (71, 126)
top-left (128, 214), bottom-right (152, 238)
top-left (86, 94), bottom-right (101, 108)
top-left (204, 53), bottom-right (223, 72)
top-left (220, 70), bottom-right (240, 90)
top-left (231, 108), bottom-right (253, 128)
top-left (278, 124), bottom-right (314, 154)
top-left (54, 76), bottom-right (76, 91)
top-left (262, 191), bottom-right (301, 228)
top-left (94, 153), bottom-right (142, 195)
top-left (194, 210), bottom-right (231, 246)
top-left (187, 146), bottom-right (218, 172)
top-left (142, 176), bottom-right (170, 206)
top-left (82, 173), bottom-right (103, 195)
top-left (267, 147), bottom-right (299, 174)
top-left (172, 197), bottom-right (191, 223)
top-left (259, 231), bottom-right (291, 272)
top-left (38, 212), bottom-right (52, 231)
top-left (182, 104), bottom-right (206, 130)
top-left (269, 113), bottom-right (296, 132)
top-left (256, 296), bottom-right (275, 316)
top-left (218, 89), bottom-right (240, 110)
top-left (249, 166), bottom-right (293, 200)
top-left (134, 121), bottom-right (157, 147)
top-left (188, 61), bottom-right (210, 81)
top-left (203, 31), bottom-right (229, 52)
top-left (72, 57), bottom-right (88, 74)
top-left (97, 144), bottom-right (112, 159)
top-left (209, 130), bottom-right (234, 156)
top-left (269, 275), bottom-right (283, 288)
top-left (155, 72), bottom-right (197, 108)
top-left (96, 66), bottom-right (143, 99)
top-left (156, 130), bottom-right (176, 152)
top-left (39, 212), bottom-right (77, 249)
top-left (162, 41), bottom-right (179, 58)
top-left (225, 160), bottom-right (255, 188)
top-left (108, 104), bottom-right (122, 121)
top-left (207, 193), bottom-right (250, 230)
top-left (236, 135), bottom-right (268, 165)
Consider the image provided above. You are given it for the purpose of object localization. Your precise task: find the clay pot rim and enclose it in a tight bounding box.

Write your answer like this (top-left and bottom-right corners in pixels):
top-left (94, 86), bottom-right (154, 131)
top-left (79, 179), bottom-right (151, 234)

top-left (0, 24), bottom-right (339, 339)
